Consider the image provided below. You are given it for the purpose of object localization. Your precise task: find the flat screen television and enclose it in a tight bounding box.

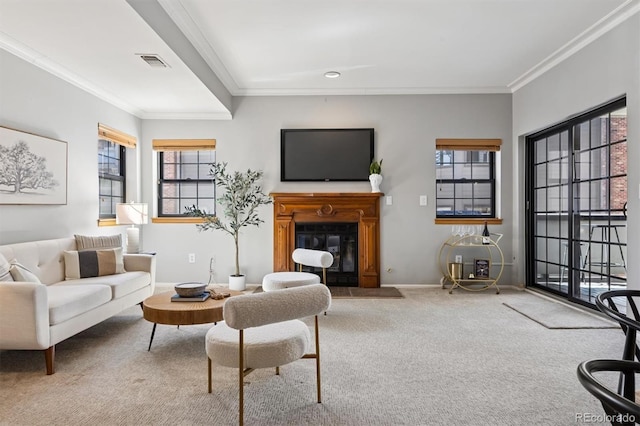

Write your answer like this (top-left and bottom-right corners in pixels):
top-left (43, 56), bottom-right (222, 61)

top-left (280, 128), bottom-right (374, 181)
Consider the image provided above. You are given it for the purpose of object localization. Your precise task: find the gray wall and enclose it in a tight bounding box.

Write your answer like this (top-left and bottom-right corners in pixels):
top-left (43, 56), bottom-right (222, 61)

top-left (0, 49), bottom-right (514, 284)
top-left (512, 14), bottom-right (639, 289)
top-left (141, 94), bottom-right (513, 284)
top-left (0, 50), bottom-right (142, 244)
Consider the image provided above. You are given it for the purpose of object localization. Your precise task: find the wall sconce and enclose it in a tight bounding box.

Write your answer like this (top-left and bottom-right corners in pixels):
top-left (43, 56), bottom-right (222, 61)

top-left (116, 202), bottom-right (148, 253)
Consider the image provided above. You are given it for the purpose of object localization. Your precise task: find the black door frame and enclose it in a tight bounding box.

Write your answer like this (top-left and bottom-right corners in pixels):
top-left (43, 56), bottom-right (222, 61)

top-left (525, 96), bottom-right (627, 308)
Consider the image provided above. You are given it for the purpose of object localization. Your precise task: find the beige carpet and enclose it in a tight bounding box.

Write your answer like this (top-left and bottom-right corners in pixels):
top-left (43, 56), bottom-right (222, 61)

top-left (0, 286), bottom-right (626, 425)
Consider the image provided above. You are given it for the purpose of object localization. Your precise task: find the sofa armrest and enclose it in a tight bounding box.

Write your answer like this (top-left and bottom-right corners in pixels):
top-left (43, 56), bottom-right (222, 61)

top-left (123, 254), bottom-right (156, 293)
top-left (0, 282), bottom-right (49, 349)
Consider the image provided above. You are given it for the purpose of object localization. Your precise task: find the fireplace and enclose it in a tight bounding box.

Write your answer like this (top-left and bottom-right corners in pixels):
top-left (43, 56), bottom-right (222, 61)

top-left (270, 192), bottom-right (383, 288)
top-left (296, 222), bottom-right (358, 286)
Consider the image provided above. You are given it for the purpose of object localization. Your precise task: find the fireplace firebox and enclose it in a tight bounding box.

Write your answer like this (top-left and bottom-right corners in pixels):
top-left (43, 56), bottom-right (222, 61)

top-left (296, 223), bottom-right (358, 286)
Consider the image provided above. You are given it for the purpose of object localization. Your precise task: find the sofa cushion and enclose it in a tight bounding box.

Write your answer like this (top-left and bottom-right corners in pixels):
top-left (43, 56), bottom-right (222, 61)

top-left (47, 284), bottom-right (112, 325)
top-left (0, 253), bottom-right (12, 281)
top-left (9, 261), bottom-right (41, 283)
top-left (75, 234), bottom-right (122, 251)
top-left (64, 248), bottom-right (125, 279)
top-left (56, 271), bottom-right (150, 299)
top-left (0, 238), bottom-right (76, 285)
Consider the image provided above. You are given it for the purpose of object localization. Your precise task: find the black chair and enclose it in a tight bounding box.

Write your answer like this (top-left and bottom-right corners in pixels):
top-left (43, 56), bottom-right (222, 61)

top-left (577, 359), bottom-right (640, 426)
top-left (595, 291), bottom-right (640, 363)
top-left (596, 290), bottom-right (640, 396)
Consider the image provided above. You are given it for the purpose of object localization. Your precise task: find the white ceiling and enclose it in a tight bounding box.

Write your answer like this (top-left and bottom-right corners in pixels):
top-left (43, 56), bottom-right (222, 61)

top-left (0, 0), bottom-right (637, 119)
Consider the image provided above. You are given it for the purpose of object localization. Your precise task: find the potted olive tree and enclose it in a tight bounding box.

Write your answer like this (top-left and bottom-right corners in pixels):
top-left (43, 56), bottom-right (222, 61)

top-left (186, 162), bottom-right (272, 290)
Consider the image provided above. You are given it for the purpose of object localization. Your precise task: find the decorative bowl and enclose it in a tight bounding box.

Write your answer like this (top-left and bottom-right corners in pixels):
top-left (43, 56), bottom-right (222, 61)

top-left (174, 282), bottom-right (207, 297)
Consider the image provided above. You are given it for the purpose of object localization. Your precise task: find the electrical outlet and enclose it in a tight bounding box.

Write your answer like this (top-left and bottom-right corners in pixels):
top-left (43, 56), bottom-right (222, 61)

top-left (188, 253), bottom-right (196, 263)
top-left (386, 196), bottom-right (393, 205)
top-left (419, 195), bottom-right (427, 206)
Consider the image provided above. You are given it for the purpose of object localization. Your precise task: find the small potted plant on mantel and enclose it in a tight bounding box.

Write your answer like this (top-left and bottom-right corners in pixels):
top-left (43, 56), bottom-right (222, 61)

top-left (369, 158), bottom-right (383, 193)
top-left (186, 162), bottom-right (272, 291)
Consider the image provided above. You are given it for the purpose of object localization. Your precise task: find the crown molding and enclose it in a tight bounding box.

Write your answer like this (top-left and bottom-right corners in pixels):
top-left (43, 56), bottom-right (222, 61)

top-left (139, 111), bottom-right (232, 120)
top-left (509, 0), bottom-right (640, 92)
top-left (233, 86), bottom-right (511, 96)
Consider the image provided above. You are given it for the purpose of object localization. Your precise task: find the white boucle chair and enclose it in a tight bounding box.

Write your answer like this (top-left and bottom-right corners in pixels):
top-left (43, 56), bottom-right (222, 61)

top-left (205, 284), bottom-right (331, 426)
top-left (261, 248), bottom-right (333, 291)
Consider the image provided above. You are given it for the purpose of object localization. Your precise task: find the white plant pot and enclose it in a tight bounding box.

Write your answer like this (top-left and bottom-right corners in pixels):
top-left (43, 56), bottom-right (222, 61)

top-left (229, 275), bottom-right (246, 291)
top-left (369, 173), bottom-right (383, 193)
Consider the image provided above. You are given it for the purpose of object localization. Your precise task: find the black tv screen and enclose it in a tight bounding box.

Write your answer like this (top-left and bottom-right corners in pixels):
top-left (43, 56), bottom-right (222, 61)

top-left (281, 128), bottom-right (374, 181)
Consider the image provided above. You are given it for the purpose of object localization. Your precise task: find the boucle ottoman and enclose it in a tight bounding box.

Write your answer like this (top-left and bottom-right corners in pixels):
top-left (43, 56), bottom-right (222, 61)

top-left (262, 271), bottom-right (320, 291)
top-left (261, 248), bottom-right (333, 291)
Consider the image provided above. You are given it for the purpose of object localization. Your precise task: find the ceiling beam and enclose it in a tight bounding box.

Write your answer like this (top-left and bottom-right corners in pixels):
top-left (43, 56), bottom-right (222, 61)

top-left (126, 0), bottom-right (233, 116)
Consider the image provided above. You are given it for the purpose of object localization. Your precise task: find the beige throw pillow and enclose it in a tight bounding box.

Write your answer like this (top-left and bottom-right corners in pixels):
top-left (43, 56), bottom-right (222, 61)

top-left (74, 234), bottom-right (122, 251)
top-left (64, 248), bottom-right (125, 279)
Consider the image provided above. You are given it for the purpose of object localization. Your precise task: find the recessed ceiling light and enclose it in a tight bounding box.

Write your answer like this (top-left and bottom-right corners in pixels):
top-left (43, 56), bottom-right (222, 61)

top-left (324, 71), bottom-right (341, 79)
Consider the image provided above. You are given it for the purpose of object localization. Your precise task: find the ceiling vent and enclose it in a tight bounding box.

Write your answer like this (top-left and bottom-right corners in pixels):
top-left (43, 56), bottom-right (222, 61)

top-left (136, 54), bottom-right (169, 68)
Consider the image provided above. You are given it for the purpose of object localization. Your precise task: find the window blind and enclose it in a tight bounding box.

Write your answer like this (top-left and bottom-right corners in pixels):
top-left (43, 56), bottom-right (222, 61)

top-left (98, 123), bottom-right (136, 148)
top-left (152, 139), bottom-right (216, 151)
top-left (436, 138), bottom-right (501, 151)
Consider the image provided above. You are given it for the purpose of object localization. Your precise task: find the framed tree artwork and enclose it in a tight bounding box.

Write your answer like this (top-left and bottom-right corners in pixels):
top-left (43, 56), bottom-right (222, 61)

top-left (0, 126), bottom-right (67, 205)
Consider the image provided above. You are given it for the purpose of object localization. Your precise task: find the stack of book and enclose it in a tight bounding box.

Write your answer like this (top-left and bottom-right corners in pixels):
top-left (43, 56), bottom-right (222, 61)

top-left (170, 292), bottom-right (210, 302)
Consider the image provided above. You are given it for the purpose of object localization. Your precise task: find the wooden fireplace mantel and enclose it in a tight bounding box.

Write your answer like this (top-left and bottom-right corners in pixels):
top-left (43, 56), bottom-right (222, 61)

top-left (270, 192), bottom-right (383, 288)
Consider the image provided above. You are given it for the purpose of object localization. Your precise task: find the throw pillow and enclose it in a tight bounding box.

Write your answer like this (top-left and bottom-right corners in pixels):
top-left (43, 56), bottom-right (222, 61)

top-left (9, 261), bottom-right (41, 283)
top-left (64, 248), bottom-right (125, 280)
top-left (0, 253), bottom-right (13, 281)
top-left (74, 234), bottom-right (122, 252)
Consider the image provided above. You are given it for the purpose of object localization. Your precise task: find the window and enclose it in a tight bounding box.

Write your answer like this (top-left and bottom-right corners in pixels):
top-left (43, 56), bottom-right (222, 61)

top-left (153, 139), bottom-right (217, 218)
top-left (98, 124), bottom-right (136, 221)
top-left (435, 138), bottom-right (501, 220)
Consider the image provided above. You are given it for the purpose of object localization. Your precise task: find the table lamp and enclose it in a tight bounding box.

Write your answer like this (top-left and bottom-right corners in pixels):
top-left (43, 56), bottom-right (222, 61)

top-left (116, 202), bottom-right (148, 253)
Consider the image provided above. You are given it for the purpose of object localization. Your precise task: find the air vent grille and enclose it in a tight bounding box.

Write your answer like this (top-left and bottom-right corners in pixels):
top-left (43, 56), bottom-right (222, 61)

top-left (136, 54), bottom-right (169, 68)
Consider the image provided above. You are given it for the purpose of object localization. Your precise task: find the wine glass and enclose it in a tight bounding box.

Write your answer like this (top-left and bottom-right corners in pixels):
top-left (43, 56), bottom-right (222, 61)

top-left (468, 225), bottom-right (476, 243)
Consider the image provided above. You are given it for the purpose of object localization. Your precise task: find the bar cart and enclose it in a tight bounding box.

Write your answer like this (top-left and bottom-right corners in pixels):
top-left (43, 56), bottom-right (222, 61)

top-left (438, 232), bottom-right (504, 294)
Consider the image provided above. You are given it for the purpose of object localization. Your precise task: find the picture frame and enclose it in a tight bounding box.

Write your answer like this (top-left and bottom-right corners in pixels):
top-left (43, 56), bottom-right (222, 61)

top-left (474, 258), bottom-right (491, 279)
top-left (0, 126), bottom-right (67, 205)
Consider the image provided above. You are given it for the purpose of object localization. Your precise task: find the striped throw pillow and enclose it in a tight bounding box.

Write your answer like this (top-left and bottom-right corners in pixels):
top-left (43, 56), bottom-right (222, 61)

top-left (8, 261), bottom-right (40, 283)
top-left (74, 234), bottom-right (122, 251)
top-left (64, 248), bottom-right (125, 280)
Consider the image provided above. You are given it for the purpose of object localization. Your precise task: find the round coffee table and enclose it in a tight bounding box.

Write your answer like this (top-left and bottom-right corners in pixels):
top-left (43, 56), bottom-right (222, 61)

top-left (142, 289), bottom-right (244, 351)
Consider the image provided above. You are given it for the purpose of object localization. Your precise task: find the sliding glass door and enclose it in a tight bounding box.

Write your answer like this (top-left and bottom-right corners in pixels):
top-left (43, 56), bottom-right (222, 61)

top-left (526, 98), bottom-right (627, 306)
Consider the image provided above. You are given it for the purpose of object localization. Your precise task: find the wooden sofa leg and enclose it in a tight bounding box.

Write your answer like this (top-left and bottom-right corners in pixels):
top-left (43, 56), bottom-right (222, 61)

top-left (44, 346), bottom-right (55, 375)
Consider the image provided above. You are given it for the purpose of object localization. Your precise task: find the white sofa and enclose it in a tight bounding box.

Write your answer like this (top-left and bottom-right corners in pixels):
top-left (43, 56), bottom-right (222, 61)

top-left (0, 237), bottom-right (156, 374)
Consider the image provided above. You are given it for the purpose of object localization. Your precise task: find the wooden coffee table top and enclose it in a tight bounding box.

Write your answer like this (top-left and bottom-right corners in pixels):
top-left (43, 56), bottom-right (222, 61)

top-left (142, 289), bottom-right (244, 326)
